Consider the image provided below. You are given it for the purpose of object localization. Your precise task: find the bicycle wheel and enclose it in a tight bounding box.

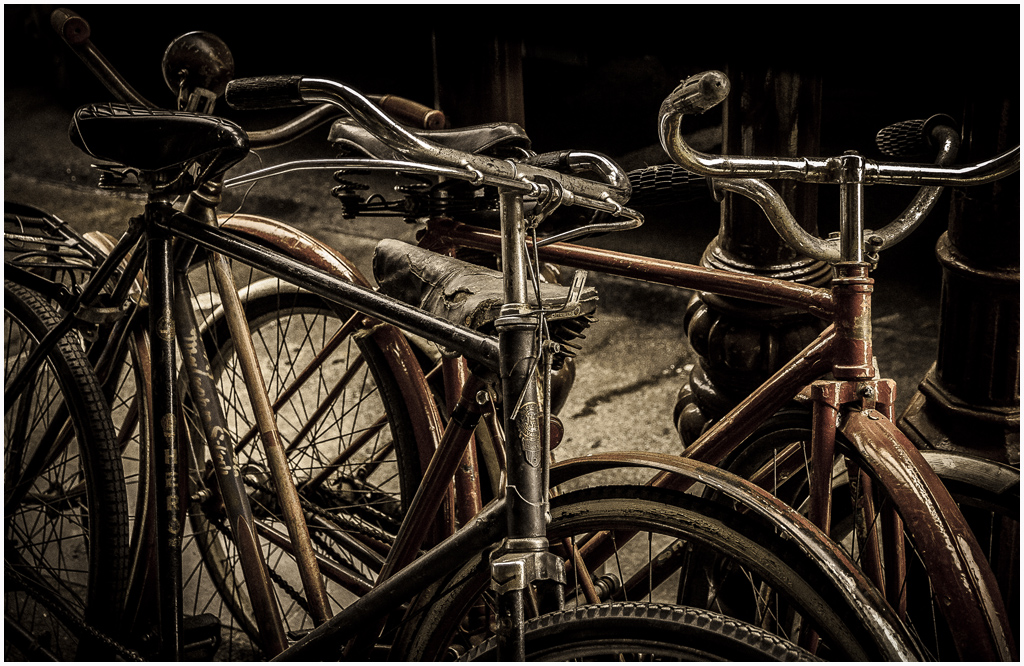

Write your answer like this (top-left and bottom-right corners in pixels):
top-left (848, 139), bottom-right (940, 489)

top-left (721, 408), bottom-right (1019, 661)
top-left (392, 484), bottom-right (905, 661)
top-left (177, 264), bottom-right (426, 659)
top-left (4, 280), bottom-right (131, 660)
top-left (464, 602), bottom-right (818, 661)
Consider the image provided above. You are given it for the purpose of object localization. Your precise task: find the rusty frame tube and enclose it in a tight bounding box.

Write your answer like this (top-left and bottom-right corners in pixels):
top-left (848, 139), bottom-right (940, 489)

top-left (874, 384), bottom-right (907, 619)
top-left (831, 264), bottom-right (875, 380)
top-left (445, 357), bottom-right (485, 525)
top-left (808, 383), bottom-right (841, 538)
top-left (209, 251), bottom-right (334, 626)
top-left (148, 225), bottom-right (182, 660)
top-left (841, 409), bottom-right (1015, 661)
top-left (426, 219), bottom-right (835, 320)
top-left (376, 371), bottom-right (490, 582)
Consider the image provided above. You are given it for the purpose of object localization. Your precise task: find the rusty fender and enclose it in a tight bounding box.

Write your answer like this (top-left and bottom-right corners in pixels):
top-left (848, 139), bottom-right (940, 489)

top-left (550, 451), bottom-right (921, 661)
top-left (842, 410), bottom-right (1016, 661)
top-left (218, 213), bottom-right (446, 477)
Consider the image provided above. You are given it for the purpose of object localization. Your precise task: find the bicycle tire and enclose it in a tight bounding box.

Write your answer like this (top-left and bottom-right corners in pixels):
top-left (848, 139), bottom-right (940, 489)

top-left (178, 267), bottom-right (426, 659)
top-left (391, 484), bottom-right (903, 661)
top-left (463, 601), bottom-right (818, 661)
top-left (4, 280), bottom-right (130, 660)
top-left (719, 409), bottom-right (1019, 660)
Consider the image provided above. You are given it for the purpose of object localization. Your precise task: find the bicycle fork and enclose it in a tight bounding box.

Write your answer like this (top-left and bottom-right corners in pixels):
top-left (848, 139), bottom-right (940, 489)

top-left (808, 263), bottom-right (1014, 660)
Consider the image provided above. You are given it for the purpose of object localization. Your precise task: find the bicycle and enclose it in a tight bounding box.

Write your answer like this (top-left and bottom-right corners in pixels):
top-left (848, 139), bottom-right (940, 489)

top-left (221, 70), bottom-right (1020, 661)
top-left (5, 19), bottom-right (901, 660)
top-left (6, 10), bottom-right (457, 659)
top-left (6, 11), bottom-right (1014, 660)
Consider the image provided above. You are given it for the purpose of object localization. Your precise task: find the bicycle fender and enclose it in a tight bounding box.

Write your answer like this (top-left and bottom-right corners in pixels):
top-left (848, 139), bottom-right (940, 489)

top-left (842, 409), bottom-right (1016, 661)
top-left (550, 451), bottom-right (923, 661)
top-left (218, 213), bottom-right (451, 528)
top-left (218, 213), bottom-right (370, 286)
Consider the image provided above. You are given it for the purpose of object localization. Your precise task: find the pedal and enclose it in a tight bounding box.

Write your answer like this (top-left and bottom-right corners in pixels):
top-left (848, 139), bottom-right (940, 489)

top-left (181, 613), bottom-right (221, 660)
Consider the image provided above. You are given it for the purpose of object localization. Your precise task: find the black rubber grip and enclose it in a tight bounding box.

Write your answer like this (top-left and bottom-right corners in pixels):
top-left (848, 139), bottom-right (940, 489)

top-left (875, 113), bottom-right (956, 157)
top-left (523, 150), bottom-right (573, 171)
top-left (224, 75), bottom-right (306, 110)
top-left (659, 71), bottom-right (730, 118)
top-left (627, 164), bottom-right (709, 208)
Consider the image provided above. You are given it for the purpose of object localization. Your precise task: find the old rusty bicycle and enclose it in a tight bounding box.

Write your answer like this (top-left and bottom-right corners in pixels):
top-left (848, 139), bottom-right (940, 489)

top-left (222, 70), bottom-right (1020, 661)
top-left (5, 17), bottom-right (909, 659)
top-left (6, 7), bottom-right (1015, 655)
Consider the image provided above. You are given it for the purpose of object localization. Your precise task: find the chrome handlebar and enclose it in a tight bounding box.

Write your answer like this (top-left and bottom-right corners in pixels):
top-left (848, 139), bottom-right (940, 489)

top-left (657, 70), bottom-right (1019, 262)
top-left (225, 75), bottom-right (642, 236)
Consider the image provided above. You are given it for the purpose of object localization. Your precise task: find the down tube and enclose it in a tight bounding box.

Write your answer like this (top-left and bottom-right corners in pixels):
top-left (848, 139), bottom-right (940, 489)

top-left (649, 324), bottom-right (837, 493)
top-left (842, 409), bottom-right (1016, 661)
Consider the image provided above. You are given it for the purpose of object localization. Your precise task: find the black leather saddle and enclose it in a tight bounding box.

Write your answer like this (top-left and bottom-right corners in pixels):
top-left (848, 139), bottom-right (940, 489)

top-left (69, 103), bottom-right (249, 188)
top-left (373, 239), bottom-right (597, 360)
top-left (329, 118), bottom-right (531, 160)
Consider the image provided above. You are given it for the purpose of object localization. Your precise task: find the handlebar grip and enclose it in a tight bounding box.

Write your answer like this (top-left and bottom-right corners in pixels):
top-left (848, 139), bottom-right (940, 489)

top-left (377, 95), bottom-right (445, 130)
top-left (660, 70), bottom-right (730, 118)
top-left (875, 113), bottom-right (957, 157)
top-left (627, 164), bottom-right (709, 208)
top-left (523, 150), bottom-right (574, 171)
top-left (51, 7), bottom-right (90, 45)
top-left (225, 75), bottom-right (306, 110)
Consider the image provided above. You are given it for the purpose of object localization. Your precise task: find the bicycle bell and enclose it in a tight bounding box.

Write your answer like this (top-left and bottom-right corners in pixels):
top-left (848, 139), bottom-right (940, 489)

top-left (162, 31), bottom-right (235, 113)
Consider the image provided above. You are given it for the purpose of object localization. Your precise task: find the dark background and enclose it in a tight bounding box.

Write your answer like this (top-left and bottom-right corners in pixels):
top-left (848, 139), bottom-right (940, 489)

top-left (5, 4), bottom-right (1020, 294)
top-left (8, 4), bottom-right (1017, 150)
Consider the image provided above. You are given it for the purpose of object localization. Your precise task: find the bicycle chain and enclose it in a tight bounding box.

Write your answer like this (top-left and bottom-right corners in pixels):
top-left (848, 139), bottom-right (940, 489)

top-left (204, 507), bottom-right (311, 616)
top-left (244, 475), bottom-right (396, 547)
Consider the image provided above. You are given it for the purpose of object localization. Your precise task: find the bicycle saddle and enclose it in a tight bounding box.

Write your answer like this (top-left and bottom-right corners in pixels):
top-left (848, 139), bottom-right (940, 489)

top-left (329, 118), bottom-right (531, 160)
top-left (69, 103), bottom-right (249, 188)
top-left (373, 239), bottom-right (596, 362)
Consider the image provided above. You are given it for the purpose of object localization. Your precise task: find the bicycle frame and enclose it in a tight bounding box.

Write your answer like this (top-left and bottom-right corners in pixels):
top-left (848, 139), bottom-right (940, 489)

top-left (394, 210), bottom-right (1013, 658)
top-left (211, 126), bottom-right (1020, 658)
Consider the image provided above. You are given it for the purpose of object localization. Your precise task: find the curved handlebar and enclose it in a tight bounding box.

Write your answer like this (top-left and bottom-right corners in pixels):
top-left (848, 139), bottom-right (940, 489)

top-left (51, 7), bottom-right (157, 108)
top-left (226, 75), bottom-right (634, 211)
top-left (658, 70), bottom-right (1019, 262)
top-left (659, 70), bottom-right (1019, 188)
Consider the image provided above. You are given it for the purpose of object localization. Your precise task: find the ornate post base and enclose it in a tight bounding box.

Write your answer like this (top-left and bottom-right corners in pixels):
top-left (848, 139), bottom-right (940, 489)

top-left (897, 89), bottom-right (1019, 466)
top-left (675, 238), bottom-right (830, 444)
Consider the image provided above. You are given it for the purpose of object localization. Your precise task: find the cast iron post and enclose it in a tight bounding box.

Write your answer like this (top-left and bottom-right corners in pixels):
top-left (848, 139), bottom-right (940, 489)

top-left (898, 92), bottom-right (1020, 465)
top-left (675, 66), bottom-right (831, 444)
